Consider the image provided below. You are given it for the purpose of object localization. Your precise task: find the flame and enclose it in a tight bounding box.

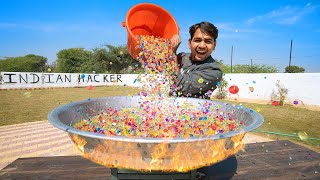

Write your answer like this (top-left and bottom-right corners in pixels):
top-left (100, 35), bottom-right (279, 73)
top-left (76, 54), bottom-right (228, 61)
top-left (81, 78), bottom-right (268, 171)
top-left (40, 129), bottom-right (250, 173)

top-left (71, 134), bottom-right (87, 152)
top-left (150, 142), bottom-right (168, 166)
top-left (70, 132), bottom-right (245, 172)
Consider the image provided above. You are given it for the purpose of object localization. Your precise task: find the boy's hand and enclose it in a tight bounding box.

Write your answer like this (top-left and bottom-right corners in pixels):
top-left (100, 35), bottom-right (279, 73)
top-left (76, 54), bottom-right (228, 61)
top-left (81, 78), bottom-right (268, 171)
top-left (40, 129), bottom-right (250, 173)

top-left (171, 34), bottom-right (181, 54)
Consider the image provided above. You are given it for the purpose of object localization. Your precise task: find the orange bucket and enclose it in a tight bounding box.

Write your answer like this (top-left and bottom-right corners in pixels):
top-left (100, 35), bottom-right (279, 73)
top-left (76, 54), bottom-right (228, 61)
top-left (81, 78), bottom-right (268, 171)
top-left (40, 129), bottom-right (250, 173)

top-left (122, 3), bottom-right (180, 60)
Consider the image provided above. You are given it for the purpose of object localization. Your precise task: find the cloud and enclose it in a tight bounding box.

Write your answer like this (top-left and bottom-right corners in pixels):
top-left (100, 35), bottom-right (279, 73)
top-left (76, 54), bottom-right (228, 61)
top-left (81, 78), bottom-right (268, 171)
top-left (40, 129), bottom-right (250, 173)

top-left (212, 22), bottom-right (264, 40)
top-left (0, 22), bottom-right (43, 30)
top-left (177, 23), bottom-right (243, 40)
top-left (246, 3), bottom-right (319, 25)
top-left (216, 22), bottom-right (261, 33)
top-left (0, 21), bottom-right (119, 34)
top-left (0, 22), bottom-right (18, 28)
top-left (215, 23), bottom-right (235, 32)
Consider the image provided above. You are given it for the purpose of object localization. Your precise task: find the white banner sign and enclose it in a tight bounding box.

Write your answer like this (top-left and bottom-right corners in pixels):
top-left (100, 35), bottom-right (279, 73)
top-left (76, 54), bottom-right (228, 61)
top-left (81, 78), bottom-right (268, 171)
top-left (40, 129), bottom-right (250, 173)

top-left (0, 72), bottom-right (142, 89)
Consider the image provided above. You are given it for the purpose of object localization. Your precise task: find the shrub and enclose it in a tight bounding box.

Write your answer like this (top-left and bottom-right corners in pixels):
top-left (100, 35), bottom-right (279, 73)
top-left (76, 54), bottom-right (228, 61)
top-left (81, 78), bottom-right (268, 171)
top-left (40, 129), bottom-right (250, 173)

top-left (270, 80), bottom-right (288, 106)
top-left (214, 77), bottom-right (229, 99)
top-left (285, 65), bottom-right (305, 73)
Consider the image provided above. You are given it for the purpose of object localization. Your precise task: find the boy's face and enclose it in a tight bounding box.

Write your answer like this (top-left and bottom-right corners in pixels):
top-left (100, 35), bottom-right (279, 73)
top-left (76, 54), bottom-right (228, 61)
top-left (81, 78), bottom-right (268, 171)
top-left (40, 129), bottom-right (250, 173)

top-left (188, 28), bottom-right (216, 61)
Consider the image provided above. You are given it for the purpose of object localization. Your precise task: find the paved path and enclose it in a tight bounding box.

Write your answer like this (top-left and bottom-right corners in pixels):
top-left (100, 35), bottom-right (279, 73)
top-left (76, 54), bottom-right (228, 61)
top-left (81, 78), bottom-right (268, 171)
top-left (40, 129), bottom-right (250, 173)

top-left (0, 121), bottom-right (273, 170)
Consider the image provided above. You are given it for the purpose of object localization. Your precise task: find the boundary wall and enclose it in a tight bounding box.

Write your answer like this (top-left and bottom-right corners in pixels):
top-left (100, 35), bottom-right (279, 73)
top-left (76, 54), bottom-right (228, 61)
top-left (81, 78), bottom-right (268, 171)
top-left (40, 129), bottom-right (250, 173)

top-left (1, 72), bottom-right (319, 106)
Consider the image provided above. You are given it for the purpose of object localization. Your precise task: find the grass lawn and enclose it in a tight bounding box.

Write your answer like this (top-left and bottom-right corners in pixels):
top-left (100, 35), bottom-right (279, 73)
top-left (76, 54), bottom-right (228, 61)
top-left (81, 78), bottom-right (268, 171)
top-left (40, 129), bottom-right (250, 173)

top-left (1, 86), bottom-right (319, 151)
top-left (0, 86), bottom-right (140, 125)
top-left (216, 99), bottom-right (320, 151)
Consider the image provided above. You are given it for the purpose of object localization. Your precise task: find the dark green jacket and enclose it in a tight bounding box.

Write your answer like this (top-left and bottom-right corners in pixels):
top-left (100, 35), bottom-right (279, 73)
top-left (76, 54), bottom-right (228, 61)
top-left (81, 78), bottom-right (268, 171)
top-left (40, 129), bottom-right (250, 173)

top-left (170, 53), bottom-right (223, 99)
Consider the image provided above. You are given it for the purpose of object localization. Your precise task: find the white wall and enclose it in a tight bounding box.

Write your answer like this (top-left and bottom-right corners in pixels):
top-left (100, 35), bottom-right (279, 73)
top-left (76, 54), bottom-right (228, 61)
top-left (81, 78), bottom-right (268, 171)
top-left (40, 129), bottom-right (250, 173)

top-left (1, 72), bottom-right (319, 106)
top-left (223, 73), bottom-right (320, 106)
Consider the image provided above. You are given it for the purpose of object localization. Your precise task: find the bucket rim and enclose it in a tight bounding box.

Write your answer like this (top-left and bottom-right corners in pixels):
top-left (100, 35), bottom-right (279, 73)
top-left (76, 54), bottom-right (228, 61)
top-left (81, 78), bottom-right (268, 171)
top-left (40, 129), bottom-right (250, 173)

top-left (124, 3), bottom-right (180, 40)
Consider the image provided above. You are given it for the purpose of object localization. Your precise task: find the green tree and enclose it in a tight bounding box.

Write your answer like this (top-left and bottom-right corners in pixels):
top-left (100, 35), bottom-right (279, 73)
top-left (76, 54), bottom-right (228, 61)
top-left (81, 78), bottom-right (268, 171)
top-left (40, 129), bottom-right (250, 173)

top-left (46, 62), bottom-right (57, 73)
top-left (285, 65), bottom-right (305, 73)
top-left (55, 48), bottom-right (93, 73)
top-left (0, 54), bottom-right (47, 72)
top-left (216, 59), bottom-right (230, 73)
top-left (215, 60), bottom-right (278, 73)
top-left (91, 48), bottom-right (109, 73)
top-left (102, 45), bottom-right (137, 74)
top-left (232, 64), bottom-right (278, 73)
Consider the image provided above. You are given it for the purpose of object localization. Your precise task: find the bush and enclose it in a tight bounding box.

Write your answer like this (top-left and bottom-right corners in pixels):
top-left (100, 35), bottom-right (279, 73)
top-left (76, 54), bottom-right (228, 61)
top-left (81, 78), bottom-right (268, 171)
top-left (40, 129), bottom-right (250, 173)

top-left (285, 65), bottom-right (305, 73)
top-left (233, 64), bottom-right (278, 73)
top-left (270, 80), bottom-right (288, 106)
top-left (214, 77), bottom-right (229, 99)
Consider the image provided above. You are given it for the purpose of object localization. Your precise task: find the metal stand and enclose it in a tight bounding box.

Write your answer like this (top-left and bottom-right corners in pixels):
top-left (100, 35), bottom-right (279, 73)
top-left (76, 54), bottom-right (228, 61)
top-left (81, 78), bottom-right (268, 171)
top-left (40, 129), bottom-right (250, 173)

top-left (111, 168), bottom-right (197, 180)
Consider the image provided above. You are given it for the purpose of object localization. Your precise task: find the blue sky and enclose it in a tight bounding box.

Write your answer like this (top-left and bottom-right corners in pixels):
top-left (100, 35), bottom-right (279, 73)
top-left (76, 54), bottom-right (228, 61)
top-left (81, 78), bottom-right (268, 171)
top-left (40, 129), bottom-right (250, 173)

top-left (1, 0), bottom-right (320, 72)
